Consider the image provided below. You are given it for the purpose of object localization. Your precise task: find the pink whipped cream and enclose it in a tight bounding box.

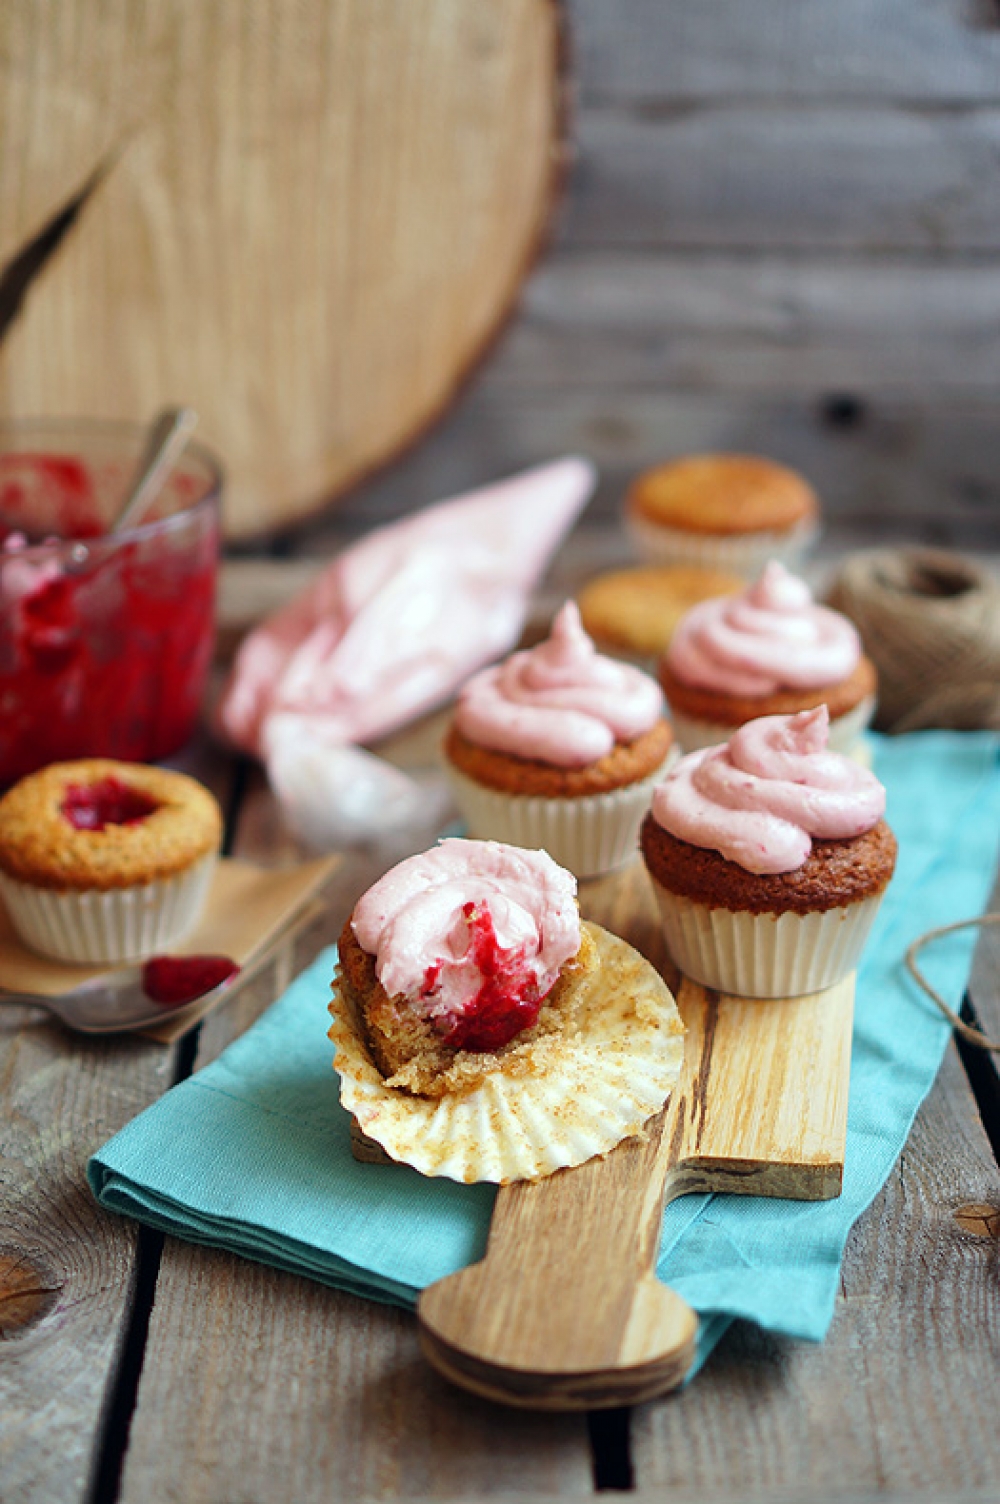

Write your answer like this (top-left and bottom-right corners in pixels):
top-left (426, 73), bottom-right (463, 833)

top-left (351, 838), bottom-right (580, 1042)
top-left (667, 560), bottom-right (860, 696)
top-left (650, 707), bottom-right (885, 874)
top-left (455, 601), bottom-right (663, 767)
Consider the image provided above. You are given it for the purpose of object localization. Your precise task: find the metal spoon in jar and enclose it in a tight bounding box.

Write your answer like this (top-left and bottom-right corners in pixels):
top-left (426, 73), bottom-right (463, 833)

top-left (110, 405), bottom-right (200, 534)
top-left (0, 952), bottom-right (241, 1034)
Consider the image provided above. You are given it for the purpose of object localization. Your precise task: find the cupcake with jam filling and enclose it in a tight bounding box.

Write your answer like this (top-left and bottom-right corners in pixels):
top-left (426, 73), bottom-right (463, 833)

top-left (0, 759), bottom-right (222, 963)
top-left (443, 601), bottom-right (674, 877)
top-left (640, 708), bottom-right (897, 998)
top-left (658, 560), bottom-right (877, 754)
top-left (329, 837), bottom-right (685, 1183)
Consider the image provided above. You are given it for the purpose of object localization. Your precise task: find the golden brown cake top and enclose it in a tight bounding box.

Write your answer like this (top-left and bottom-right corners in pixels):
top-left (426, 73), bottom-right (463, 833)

top-left (627, 454), bottom-right (820, 536)
top-left (658, 653), bottom-right (877, 726)
top-left (641, 812), bottom-right (897, 915)
top-left (576, 565), bottom-right (744, 657)
top-left (444, 718), bottom-right (674, 798)
top-left (0, 759), bottom-right (222, 890)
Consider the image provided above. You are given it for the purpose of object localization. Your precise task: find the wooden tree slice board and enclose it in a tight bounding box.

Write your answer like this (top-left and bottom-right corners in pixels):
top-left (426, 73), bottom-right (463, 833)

top-left (0, 0), bottom-right (565, 540)
top-left (416, 860), bottom-right (855, 1410)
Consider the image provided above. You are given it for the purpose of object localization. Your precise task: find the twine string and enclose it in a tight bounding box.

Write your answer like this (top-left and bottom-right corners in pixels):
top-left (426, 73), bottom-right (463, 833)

top-left (904, 912), bottom-right (1000, 1052)
top-left (827, 548), bottom-right (1000, 734)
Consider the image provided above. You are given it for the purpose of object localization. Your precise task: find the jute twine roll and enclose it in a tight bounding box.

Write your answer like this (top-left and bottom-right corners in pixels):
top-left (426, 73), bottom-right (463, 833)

top-left (827, 547), bottom-right (1000, 733)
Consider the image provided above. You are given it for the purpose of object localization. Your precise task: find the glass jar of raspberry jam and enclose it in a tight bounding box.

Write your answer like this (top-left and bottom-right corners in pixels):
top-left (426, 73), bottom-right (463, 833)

top-left (0, 419), bottom-right (222, 787)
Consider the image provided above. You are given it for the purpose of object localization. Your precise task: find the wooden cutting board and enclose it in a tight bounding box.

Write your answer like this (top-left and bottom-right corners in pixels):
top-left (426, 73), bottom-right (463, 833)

top-left (416, 860), bottom-right (854, 1409)
top-left (0, 0), bottom-right (565, 540)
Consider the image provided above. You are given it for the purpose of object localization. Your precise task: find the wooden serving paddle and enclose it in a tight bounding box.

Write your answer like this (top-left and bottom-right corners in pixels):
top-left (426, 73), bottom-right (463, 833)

top-left (415, 865), bottom-right (855, 1410)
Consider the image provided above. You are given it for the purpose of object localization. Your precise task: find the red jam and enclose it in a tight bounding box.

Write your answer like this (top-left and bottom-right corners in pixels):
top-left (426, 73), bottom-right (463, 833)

top-left (441, 903), bottom-right (548, 1053)
top-left (62, 776), bottom-right (159, 831)
top-left (142, 954), bottom-right (240, 1009)
top-left (0, 452), bottom-right (218, 787)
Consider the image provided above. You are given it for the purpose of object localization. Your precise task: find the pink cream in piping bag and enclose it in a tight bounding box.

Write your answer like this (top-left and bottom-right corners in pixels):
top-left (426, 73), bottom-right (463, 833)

top-left (352, 838), bottom-right (581, 1050)
top-left (667, 560), bottom-right (860, 697)
top-left (455, 600), bottom-right (663, 767)
top-left (650, 707), bottom-right (885, 875)
top-left (216, 460), bottom-right (596, 850)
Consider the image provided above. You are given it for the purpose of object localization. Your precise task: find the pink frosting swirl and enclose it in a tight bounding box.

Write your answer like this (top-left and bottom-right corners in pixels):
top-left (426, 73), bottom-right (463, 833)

top-left (455, 601), bottom-right (663, 767)
top-left (667, 561), bottom-right (860, 696)
top-left (351, 837), bottom-right (580, 1025)
top-left (650, 707), bottom-right (885, 874)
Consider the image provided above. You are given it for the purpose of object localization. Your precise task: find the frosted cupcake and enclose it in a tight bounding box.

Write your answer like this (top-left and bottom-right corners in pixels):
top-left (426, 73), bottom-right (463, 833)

top-left (0, 759), bottom-right (222, 963)
top-left (658, 561), bottom-right (876, 755)
top-left (329, 838), bottom-right (685, 1183)
top-left (443, 602), bottom-right (674, 877)
top-left (640, 708), bottom-right (897, 999)
top-left (625, 454), bottom-right (820, 577)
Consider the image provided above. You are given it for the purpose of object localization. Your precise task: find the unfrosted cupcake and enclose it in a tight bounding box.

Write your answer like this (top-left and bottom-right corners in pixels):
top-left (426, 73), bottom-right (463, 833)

top-left (640, 708), bottom-right (897, 999)
top-left (0, 759), bottom-right (222, 963)
top-left (329, 837), bottom-right (685, 1183)
top-left (625, 453), bottom-right (820, 577)
top-left (442, 602), bottom-right (674, 877)
top-left (658, 560), bottom-right (876, 754)
top-left (575, 564), bottom-right (743, 670)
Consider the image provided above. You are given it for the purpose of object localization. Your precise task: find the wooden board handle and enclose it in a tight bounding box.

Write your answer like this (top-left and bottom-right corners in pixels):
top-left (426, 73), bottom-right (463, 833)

top-left (417, 1103), bottom-right (698, 1410)
top-left (417, 970), bottom-right (854, 1410)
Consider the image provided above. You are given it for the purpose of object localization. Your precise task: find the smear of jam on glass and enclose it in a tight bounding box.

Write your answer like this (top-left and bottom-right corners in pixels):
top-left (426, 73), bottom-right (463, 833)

top-left (61, 776), bottom-right (159, 831)
top-left (142, 955), bottom-right (241, 1010)
top-left (441, 902), bottom-right (548, 1053)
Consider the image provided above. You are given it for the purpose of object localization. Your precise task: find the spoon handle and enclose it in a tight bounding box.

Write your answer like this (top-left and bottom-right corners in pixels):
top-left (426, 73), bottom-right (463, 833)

top-left (111, 407), bottom-right (199, 533)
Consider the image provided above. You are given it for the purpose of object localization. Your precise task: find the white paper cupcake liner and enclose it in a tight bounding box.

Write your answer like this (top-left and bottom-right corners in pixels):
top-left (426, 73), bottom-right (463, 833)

top-left (625, 511), bottom-right (819, 579)
top-left (0, 852), bottom-right (217, 964)
top-left (666, 694), bottom-right (876, 758)
top-left (329, 921), bottom-right (685, 1184)
top-left (444, 754), bottom-right (676, 879)
top-left (647, 879), bottom-right (885, 998)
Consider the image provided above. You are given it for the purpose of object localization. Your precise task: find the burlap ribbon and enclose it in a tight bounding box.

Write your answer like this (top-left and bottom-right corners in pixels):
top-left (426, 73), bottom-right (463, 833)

top-left (827, 548), bottom-right (1000, 733)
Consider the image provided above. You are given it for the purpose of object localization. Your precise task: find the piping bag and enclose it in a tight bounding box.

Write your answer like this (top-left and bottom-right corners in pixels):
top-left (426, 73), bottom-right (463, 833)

top-left (216, 457), bottom-right (596, 853)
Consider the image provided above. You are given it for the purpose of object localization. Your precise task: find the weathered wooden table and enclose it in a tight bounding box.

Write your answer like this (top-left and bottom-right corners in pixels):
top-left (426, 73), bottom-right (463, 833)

top-left (3, 541), bottom-right (1000, 1504)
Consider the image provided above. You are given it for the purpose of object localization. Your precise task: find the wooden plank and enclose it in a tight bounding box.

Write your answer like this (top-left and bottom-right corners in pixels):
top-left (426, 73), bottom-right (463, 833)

top-left (631, 1039), bottom-right (1000, 1495)
top-left (491, 253), bottom-right (1000, 397)
top-left (300, 385), bottom-right (1000, 550)
top-left (117, 771), bottom-right (595, 1501)
top-left (565, 106), bottom-right (1000, 251)
top-left (0, 1027), bottom-right (169, 1504)
top-left (572, 0), bottom-right (1000, 105)
top-left (0, 735), bottom-right (237, 1504)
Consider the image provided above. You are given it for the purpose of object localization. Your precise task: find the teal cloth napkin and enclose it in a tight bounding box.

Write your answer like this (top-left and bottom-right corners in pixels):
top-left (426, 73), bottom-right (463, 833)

top-left (89, 733), bottom-right (1000, 1371)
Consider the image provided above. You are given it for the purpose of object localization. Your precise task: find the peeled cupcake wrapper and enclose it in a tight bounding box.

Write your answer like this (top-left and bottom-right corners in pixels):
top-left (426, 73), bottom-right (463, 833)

top-left (0, 852), bottom-right (217, 965)
top-left (625, 511), bottom-right (819, 579)
top-left (328, 921), bottom-right (685, 1185)
top-left (444, 752), bottom-right (676, 879)
top-left (667, 694), bottom-right (876, 759)
top-left (648, 878), bottom-right (886, 1000)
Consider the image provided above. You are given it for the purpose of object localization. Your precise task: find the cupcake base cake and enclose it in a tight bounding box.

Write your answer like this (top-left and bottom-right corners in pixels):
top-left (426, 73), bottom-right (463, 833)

top-left (329, 838), bottom-right (685, 1183)
top-left (0, 759), bottom-right (222, 963)
top-left (624, 454), bottom-right (821, 577)
top-left (443, 602), bottom-right (674, 877)
top-left (640, 708), bottom-right (896, 998)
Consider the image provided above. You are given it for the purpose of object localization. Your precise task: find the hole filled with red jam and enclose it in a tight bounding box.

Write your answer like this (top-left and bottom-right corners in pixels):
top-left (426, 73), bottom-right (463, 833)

top-left (61, 776), bottom-right (160, 831)
top-left (0, 449), bottom-right (218, 787)
top-left (440, 903), bottom-right (549, 1053)
top-left (142, 954), bottom-right (240, 1009)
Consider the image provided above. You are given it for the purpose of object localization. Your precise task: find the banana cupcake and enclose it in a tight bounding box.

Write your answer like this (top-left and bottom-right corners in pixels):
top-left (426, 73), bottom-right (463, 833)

top-left (658, 560), bottom-right (876, 755)
top-left (625, 453), bottom-right (820, 577)
top-left (443, 601), bottom-right (674, 877)
top-left (0, 759), bottom-right (222, 963)
top-left (640, 708), bottom-right (897, 998)
top-left (329, 838), bottom-right (685, 1183)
